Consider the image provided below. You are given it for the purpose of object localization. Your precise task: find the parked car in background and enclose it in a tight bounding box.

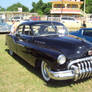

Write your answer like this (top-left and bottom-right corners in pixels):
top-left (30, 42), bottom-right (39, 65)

top-left (61, 17), bottom-right (80, 24)
top-left (11, 16), bottom-right (23, 22)
top-left (6, 21), bottom-right (92, 82)
top-left (0, 20), bottom-right (11, 33)
top-left (60, 17), bottom-right (81, 29)
top-left (30, 16), bottom-right (40, 21)
top-left (70, 28), bottom-right (92, 43)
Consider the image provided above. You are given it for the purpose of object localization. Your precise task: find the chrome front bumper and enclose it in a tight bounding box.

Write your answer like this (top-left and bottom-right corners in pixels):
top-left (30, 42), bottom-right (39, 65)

top-left (47, 56), bottom-right (92, 81)
top-left (48, 70), bottom-right (75, 80)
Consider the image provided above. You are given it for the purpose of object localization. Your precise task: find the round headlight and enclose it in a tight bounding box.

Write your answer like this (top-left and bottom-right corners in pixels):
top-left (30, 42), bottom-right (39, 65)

top-left (57, 54), bottom-right (66, 65)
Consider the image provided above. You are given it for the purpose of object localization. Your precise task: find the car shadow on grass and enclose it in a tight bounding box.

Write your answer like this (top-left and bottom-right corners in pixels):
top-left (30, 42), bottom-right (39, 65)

top-left (46, 77), bottom-right (92, 88)
top-left (5, 49), bottom-right (92, 88)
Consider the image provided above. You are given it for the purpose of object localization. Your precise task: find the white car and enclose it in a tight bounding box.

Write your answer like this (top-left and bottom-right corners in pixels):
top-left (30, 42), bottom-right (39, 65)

top-left (0, 21), bottom-right (11, 33)
top-left (61, 17), bottom-right (79, 23)
top-left (60, 17), bottom-right (81, 29)
top-left (11, 16), bottom-right (23, 22)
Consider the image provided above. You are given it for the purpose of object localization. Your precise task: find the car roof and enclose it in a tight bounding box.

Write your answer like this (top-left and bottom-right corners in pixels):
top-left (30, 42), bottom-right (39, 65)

top-left (20, 21), bottom-right (64, 26)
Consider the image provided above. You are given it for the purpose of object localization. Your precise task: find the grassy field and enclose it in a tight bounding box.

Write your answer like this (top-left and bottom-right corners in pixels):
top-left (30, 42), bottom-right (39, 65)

top-left (0, 34), bottom-right (92, 92)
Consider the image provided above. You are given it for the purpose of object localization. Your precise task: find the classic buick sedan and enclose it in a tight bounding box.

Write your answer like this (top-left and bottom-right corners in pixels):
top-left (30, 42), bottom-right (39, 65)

top-left (70, 28), bottom-right (92, 43)
top-left (6, 21), bottom-right (92, 82)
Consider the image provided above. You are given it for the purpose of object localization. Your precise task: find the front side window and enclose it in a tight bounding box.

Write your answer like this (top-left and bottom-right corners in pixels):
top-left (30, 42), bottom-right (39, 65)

top-left (83, 30), bottom-right (92, 37)
top-left (62, 17), bottom-right (75, 21)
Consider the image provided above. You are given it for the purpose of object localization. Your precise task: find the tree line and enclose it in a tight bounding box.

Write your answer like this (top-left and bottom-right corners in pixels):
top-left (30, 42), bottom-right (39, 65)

top-left (0, 0), bottom-right (51, 15)
top-left (0, 0), bottom-right (92, 15)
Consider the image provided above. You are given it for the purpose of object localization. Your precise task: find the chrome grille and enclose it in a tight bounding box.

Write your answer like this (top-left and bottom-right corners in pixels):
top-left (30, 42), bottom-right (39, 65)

top-left (68, 56), bottom-right (92, 81)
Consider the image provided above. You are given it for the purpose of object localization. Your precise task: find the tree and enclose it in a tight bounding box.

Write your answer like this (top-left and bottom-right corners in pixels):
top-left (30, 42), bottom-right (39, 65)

top-left (86, 0), bottom-right (92, 13)
top-left (31, 0), bottom-right (44, 15)
top-left (0, 6), bottom-right (5, 11)
top-left (7, 3), bottom-right (29, 12)
top-left (81, 0), bottom-right (92, 13)
top-left (30, 0), bottom-right (52, 15)
top-left (43, 3), bottom-right (52, 15)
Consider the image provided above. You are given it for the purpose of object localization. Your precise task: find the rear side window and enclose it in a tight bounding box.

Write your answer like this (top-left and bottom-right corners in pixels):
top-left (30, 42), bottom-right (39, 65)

top-left (83, 30), bottom-right (92, 37)
top-left (17, 25), bottom-right (32, 36)
top-left (17, 25), bottom-right (24, 35)
top-left (24, 25), bottom-right (32, 35)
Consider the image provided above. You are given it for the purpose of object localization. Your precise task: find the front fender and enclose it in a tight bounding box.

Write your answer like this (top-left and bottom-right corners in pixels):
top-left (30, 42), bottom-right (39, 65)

top-left (25, 42), bottom-right (61, 64)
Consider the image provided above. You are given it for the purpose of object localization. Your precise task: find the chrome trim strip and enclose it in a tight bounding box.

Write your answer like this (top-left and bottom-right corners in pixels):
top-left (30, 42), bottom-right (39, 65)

top-left (84, 61), bottom-right (88, 78)
top-left (90, 60), bottom-right (92, 76)
top-left (77, 63), bottom-right (81, 79)
top-left (81, 63), bottom-right (85, 79)
top-left (88, 61), bottom-right (91, 77)
top-left (68, 56), bottom-right (92, 69)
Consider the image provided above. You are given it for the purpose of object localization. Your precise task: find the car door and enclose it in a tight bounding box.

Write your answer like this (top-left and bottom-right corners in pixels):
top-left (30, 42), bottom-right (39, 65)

top-left (16, 24), bottom-right (36, 67)
top-left (83, 29), bottom-right (92, 42)
top-left (15, 24), bottom-right (25, 57)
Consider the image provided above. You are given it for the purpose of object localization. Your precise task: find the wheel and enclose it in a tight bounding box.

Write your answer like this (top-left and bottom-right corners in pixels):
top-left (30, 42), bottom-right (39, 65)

top-left (9, 49), bottom-right (14, 56)
top-left (41, 60), bottom-right (51, 82)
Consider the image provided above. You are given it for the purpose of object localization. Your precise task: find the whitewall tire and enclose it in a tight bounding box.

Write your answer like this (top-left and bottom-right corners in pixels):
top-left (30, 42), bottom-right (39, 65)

top-left (41, 60), bottom-right (51, 82)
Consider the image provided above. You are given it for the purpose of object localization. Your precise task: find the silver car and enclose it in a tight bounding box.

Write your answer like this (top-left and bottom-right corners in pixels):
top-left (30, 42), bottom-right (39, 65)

top-left (0, 20), bottom-right (11, 33)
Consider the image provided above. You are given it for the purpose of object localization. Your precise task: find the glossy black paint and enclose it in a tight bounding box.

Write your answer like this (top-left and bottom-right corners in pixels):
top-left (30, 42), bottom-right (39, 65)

top-left (6, 21), bottom-right (92, 71)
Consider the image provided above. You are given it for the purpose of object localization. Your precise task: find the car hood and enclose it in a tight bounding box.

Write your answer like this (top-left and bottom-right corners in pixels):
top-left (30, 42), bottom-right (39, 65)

top-left (34, 35), bottom-right (92, 59)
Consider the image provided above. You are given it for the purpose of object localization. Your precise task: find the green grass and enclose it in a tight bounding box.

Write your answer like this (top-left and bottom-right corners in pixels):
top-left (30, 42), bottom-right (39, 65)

top-left (0, 34), bottom-right (92, 92)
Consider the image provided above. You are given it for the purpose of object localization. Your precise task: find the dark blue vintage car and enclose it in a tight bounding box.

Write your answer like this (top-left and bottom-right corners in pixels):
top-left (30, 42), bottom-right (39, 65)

top-left (6, 21), bottom-right (92, 82)
top-left (70, 28), bottom-right (92, 43)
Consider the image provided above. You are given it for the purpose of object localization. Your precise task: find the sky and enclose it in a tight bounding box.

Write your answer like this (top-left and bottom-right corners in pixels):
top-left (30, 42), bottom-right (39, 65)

top-left (0, 0), bottom-right (52, 9)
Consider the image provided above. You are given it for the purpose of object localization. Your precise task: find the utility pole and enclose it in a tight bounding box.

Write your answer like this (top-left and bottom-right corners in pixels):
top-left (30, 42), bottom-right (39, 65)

top-left (84, 0), bottom-right (86, 19)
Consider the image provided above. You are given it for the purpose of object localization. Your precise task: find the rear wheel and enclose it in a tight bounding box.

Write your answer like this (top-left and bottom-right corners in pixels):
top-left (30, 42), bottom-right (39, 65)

top-left (41, 60), bottom-right (51, 82)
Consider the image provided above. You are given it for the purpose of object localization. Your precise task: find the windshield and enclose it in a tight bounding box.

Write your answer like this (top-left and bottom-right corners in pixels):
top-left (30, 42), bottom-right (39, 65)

top-left (31, 23), bottom-right (68, 36)
top-left (62, 17), bottom-right (75, 21)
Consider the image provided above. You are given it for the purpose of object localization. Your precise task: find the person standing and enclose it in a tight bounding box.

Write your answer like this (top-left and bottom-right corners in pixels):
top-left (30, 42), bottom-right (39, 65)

top-left (10, 20), bottom-right (17, 34)
top-left (82, 20), bottom-right (86, 28)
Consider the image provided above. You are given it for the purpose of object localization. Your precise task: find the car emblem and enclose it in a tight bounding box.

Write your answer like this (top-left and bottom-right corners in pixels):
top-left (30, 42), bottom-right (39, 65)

top-left (88, 50), bottom-right (92, 55)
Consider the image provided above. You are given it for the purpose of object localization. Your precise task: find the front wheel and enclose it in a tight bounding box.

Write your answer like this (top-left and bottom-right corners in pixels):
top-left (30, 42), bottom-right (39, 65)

top-left (41, 60), bottom-right (51, 82)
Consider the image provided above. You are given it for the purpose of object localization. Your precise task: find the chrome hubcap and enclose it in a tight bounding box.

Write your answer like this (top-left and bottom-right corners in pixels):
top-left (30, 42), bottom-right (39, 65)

top-left (41, 61), bottom-right (50, 82)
